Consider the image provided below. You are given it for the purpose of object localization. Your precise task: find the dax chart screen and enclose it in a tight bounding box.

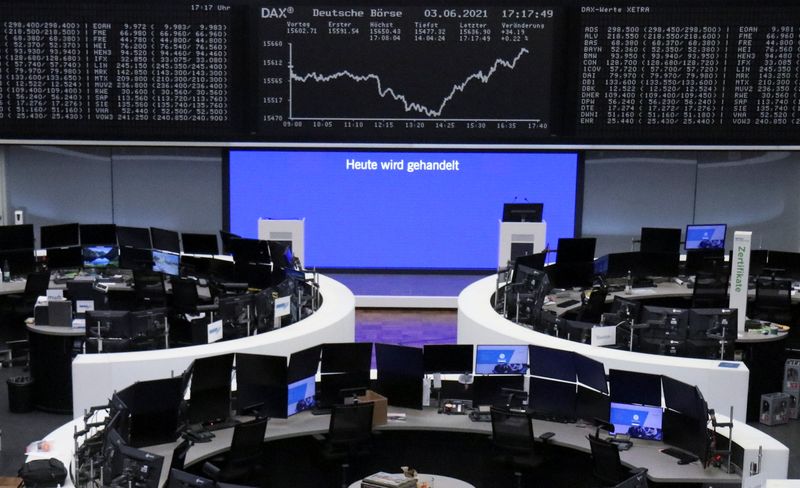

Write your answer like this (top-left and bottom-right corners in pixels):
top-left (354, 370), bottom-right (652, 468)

top-left (257, 5), bottom-right (561, 142)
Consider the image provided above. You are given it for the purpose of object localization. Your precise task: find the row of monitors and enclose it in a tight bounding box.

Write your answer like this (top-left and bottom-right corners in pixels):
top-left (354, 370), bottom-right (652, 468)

top-left (608, 300), bottom-right (738, 341)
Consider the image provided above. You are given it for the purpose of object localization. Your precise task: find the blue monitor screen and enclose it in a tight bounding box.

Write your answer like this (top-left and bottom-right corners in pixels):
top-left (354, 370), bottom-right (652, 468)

top-left (229, 150), bottom-right (578, 269)
top-left (287, 375), bottom-right (316, 416)
top-left (475, 345), bottom-right (528, 375)
top-left (610, 402), bottom-right (663, 441)
top-left (152, 250), bottom-right (180, 277)
top-left (82, 245), bottom-right (119, 268)
top-left (685, 224), bottom-right (726, 250)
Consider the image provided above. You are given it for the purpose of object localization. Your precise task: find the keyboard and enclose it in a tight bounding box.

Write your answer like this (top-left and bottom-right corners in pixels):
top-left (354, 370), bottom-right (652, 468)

top-left (661, 447), bottom-right (699, 464)
top-left (556, 299), bottom-right (579, 308)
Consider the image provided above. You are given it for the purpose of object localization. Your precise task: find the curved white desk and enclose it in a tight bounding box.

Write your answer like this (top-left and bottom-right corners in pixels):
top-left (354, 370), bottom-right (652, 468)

top-left (71, 274), bottom-right (355, 415)
top-left (457, 275), bottom-right (788, 488)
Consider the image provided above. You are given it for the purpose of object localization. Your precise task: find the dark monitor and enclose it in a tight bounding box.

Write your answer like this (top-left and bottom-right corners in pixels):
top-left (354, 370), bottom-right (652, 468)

top-left (82, 245), bottom-right (120, 269)
top-left (608, 369), bottom-right (661, 407)
top-left (219, 294), bottom-right (253, 330)
top-left (180, 255), bottom-right (214, 278)
top-left (234, 262), bottom-right (272, 289)
top-left (40, 223), bottom-right (80, 249)
top-left (502, 203), bottom-right (543, 223)
top-left (86, 310), bottom-right (131, 338)
top-left (320, 342), bottom-right (372, 374)
top-left (749, 249), bottom-right (769, 277)
top-left (123, 377), bottom-right (183, 447)
top-left (181, 233), bottom-right (219, 255)
top-left (512, 252), bottom-right (547, 284)
top-left (169, 469), bottom-right (215, 488)
top-left (119, 247), bottom-right (154, 271)
top-left (268, 240), bottom-right (293, 269)
top-left (46, 246), bottom-right (83, 270)
top-left (288, 345), bottom-right (322, 383)
top-left (235, 353), bottom-right (288, 418)
top-left (529, 344), bottom-right (576, 382)
top-left (576, 386), bottom-right (610, 423)
top-left (471, 375), bottom-right (524, 407)
top-left (551, 262), bottom-right (594, 289)
top-left (529, 377), bottom-right (577, 420)
top-left (574, 354), bottom-right (608, 393)
top-left (102, 426), bottom-right (127, 483)
top-left (80, 224), bottom-right (117, 246)
top-left (765, 250), bottom-right (800, 280)
top-left (317, 371), bottom-right (370, 410)
top-left (150, 227), bottom-right (180, 253)
top-left (116, 226), bottom-right (152, 249)
top-left (229, 237), bottom-right (271, 265)
top-left (375, 343), bottom-right (424, 409)
top-left (684, 248), bottom-right (726, 275)
top-left (0, 249), bottom-right (35, 276)
top-left (152, 250), bottom-right (180, 276)
top-left (662, 408), bottom-right (708, 462)
top-left (639, 251), bottom-right (681, 278)
top-left (253, 287), bottom-right (276, 331)
top-left (209, 258), bottom-right (237, 282)
top-left (129, 308), bottom-right (168, 342)
top-left (116, 445), bottom-right (164, 488)
top-left (0, 224), bottom-right (34, 250)
top-left (662, 376), bottom-right (706, 420)
top-left (188, 353), bottom-right (234, 426)
top-left (475, 344), bottom-right (528, 375)
top-left (594, 252), bottom-right (642, 279)
top-left (610, 296), bottom-right (642, 323)
top-left (610, 402), bottom-right (663, 441)
top-left (688, 308), bottom-right (738, 341)
top-left (220, 230), bottom-right (241, 255)
top-left (640, 227), bottom-right (681, 255)
top-left (423, 344), bottom-right (473, 374)
top-left (640, 306), bottom-right (689, 341)
top-left (564, 319), bottom-right (595, 344)
top-left (555, 237), bottom-right (596, 264)
top-left (685, 224), bottom-right (726, 250)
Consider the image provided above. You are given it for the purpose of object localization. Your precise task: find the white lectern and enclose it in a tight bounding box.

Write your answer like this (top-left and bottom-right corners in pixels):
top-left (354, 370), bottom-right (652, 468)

top-left (497, 221), bottom-right (547, 268)
top-left (258, 218), bottom-right (305, 265)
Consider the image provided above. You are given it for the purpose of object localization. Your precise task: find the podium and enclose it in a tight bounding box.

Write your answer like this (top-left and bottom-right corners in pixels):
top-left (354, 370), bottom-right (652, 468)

top-left (497, 221), bottom-right (547, 268)
top-left (258, 218), bottom-right (305, 265)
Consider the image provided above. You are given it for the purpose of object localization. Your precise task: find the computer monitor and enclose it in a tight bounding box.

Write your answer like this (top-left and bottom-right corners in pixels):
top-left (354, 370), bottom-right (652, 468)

top-left (640, 227), bottom-right (681, 255)
top-left (475, 344), bottom-right (528, 375)
top-left (317, 372), bottom-right (370, 410)
top-left (181, 233), bottom-right (219, 255)
top-left (116, 445), bottom-right (164, 488)
top-left (688, 308), bottom-right (738, 341)
top-left (375, 343), bottom-right (424, 409)
top-left (40, 223), bottom-right (80, 249)
top-left (610, 402), bottom-right (663, 441)
top-left (573, 353), bottom-right (608, 393)
top-left (129, 308), bottom-right (168, 347)
top-left (229, 237), bottom-right (271, 264)
top-left (662, 407), bottom-right (708, 463)
top-left (529, 377), bottom-right (577, 421)
top-left (122, 377), bottom-right (184, 447)
top-left (287, 374), bottom-right (317, 416)
top-left (764, 250), bottom-right (800, 280)
top-left (471, 375), bottom-right (524, 407)
top-left (423, 344), bottom-right (473, 374)
top-left (101, 425), bottom-right (127, 484)
top-left (610, 296), bottom-right (642, 323)
top-left (321, 342), bottom-right (372, 374)
top-left (150, 227), bottom-right (180, 253)
top-left (639, 251), bottom-right (681, 277)
top-left (235, 353), bottom-right (288, 418)
top-left (118, 247), bottom-right (154, 271)
top-left (662, 376), bottom-right (706, 420)
top-left (117, 226), bottom-right (152, 249)
top-left (640, 306), bottom-right (689, 341)
top-left (555, 237), bottom-right (596, 264)
top-left (749, 249), bottom-right (769, 277)
top-left (86, 310), bottom-right (131, 339)
top-left (220, 230), bottom-right (241, 255)
top-left (575, 386), bottom-right (611, 423)
top-left (169, 469), bottom-right (215, 488)
top-left (219, 294), bottom-right (253, 334)
top-left (253, 287), bottom-right (276, 331)
top-left (564, 319), bottom-right (595, 344)
top-left (684, 248), bottom-right (726, 275)
top-left (152, 250), bottom-right (180, 276)
top-left (0, 224), bottom-right (34, 250)
top-left (268, 240), bottom-right (293, 269)
top-left (608, 369), bottom-right (661, 407)
top-left (288, 345), bottom-right (322, 383)
top-left (82, 245), bottom-right (120, 269)
top-left (188, 354), bottom-right (234, 426)
top-left (594, 252), bottom-right (642, 279)
top-left (502, 203), bottom-right (543, 223)
top-left (80, 224), bottom-right (117, 246)
top-left (0, 249), bottom-right (35, 276)
top-left (528, 344), bottom-right (575, 382)
top-left (46, 246), bottom-right (82, 270)
top-left (685, 224), bottom-right (726, 250)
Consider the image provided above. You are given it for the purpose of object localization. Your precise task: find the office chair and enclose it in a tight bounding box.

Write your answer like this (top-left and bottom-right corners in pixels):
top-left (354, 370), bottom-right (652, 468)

top-left (577, 287), bottom-right (608, 324)
top-left (489, 407), bottom-right (547, 488)
top-left (4, 271), bottom-right (52, 363)
top-left (202, 417), bottom-right (268, 484)
top-left (318, 402), bottom-right (374, 488)
top-left (586, 434), bottom-right (631, 486)
top-left (133, 270), bottom-right (168, 309)
top-left (752, 276), bottom-right (793, 325)
top-left (171, 277), bottom-right (218, 316)
top-left (8, 271), bottom-right (51, 313)
top-left (691, 271), bottom-right (729, 309)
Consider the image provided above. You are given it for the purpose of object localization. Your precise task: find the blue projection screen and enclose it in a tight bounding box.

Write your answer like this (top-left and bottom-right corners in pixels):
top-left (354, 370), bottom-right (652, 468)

top-left (229, 150), bottom-right (578, 269)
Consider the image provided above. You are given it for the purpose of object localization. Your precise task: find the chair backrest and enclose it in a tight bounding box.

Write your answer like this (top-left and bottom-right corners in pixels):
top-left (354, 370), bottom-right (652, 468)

top-left (691, 271), bottom-right (729, 308)
top-left (587, 434), bottom-right (627, 485)
top-left (578, 288), bottom-right (608, 323)
top-left (328, 402), bottom-right (374, 448)
top-left (755, 276), bottom-right (792, 308)
top-left (24, 271), bottom-right (51, 298)
top-left (171, 277), bottom-right (200, 313)
top-left (490, 407), bottom-right (535, 453)
top-left (226, 417), bottom-right (268, 469)
top-left (133, 270), bottom-right (167, 306)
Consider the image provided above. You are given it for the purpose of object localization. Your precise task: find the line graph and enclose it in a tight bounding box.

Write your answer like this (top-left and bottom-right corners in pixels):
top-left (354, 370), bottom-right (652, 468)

top-left (288, 44), bottom-right (533, 120)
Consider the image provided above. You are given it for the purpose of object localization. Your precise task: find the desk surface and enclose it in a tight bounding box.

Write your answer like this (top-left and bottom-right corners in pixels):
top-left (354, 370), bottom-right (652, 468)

top-left (26, 322), bottom-right (84, 336)
top-left (349, 473), bottom-right (474, 488)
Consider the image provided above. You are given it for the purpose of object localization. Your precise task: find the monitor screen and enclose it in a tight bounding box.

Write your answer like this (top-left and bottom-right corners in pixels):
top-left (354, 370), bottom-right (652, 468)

top-left (229, 150), bottom-right (578, 269)
top-left (80, 224), bottom-right (117, 246)
top-left (235, 353), bottom-right (288, 419)
top-left (117, 226), bottom-right (152, 249)
top-left (117, 445), bottom-right (164, 488)
top-left (662, 376), bottom-right (705, 420)
top-left (150, 227), bottom-right (180, 253)
top-left (40, 223), bottom-right (80, 249)
top-left (555, 237), bottom-right (596, 264)
top-left (471, 375), bottom-right (524, 407)
top-left (423, 344), bottom-right (473, 374)
top-left (610, 402), bottom-right (663, 441)
top-left (685, 224), bottom-right (726, 250)
top-left (375, 343), bottom-right (424, 409)
top-left (528, 345), bottom-right (575, 382)
top-left (688, 308), bottom-right (738, 341)
top-left (573, 354), bottom-right (608, 393)
top-left (181, 233), bottom-right (219, 255)
top-left (288, 345), bottom-right (322, 383)
top-left (502, 203), bottom-right (543, 223)
top-left (287, 375), bottom-right (316, 417)
top-left (529, 377), bottom-right (577, 420)
top-left (320, 343), bottom-right (372, 374)
top-left (189, 354), bottom-right (234, 426)
top-left (475, 344), bottom-right (528, 375)
top-left (0, 249), bottom-right (36, 276)
top-left (640, 306), bottom-right (689, 341)
top-left (82, 245), bottom-right (120, 269)
top-left (640, 227), bottom-right (682, 254)
top-left (576, 386), bottom-right (610, 423)
top-left (610, 296), bottom-right (642, 323)
top-left (608, 369), bottom-right (661, 407)
top-left (662, 409), bottom-right (708, 462)
top-left (120, 247), bottom-right (155, 271)
top-left (152, 250), bottom-right (180, 276)
top-left (0, 224), bottom-right (34, 250)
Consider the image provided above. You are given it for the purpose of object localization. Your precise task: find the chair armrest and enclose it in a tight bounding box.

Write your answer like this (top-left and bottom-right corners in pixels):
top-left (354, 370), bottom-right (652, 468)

top-left (202, 461), bottom-right (221, 479)
top-left (538, 432), bottom-right (555, 444)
